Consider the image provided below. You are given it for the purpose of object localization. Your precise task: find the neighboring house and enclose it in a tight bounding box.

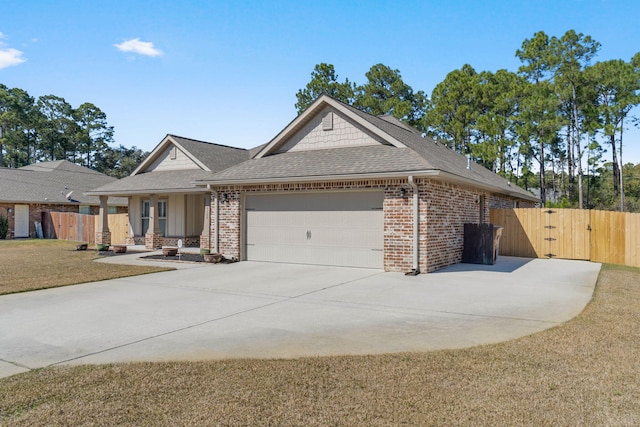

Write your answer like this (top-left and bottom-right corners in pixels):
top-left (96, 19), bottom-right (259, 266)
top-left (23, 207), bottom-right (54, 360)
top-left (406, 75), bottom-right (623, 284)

top-left (196, 95), bottom-right (538, 273)
top-left (0, 160), bottom-right (127, 239)
top-left (90, 95), bottom-right (537, 272)
top-left (86, 134), bottom-right (253, 248)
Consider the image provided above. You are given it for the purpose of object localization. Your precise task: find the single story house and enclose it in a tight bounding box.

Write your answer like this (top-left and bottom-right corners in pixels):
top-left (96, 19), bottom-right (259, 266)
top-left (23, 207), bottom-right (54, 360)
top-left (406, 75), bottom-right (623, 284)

top-left (86, 134), bottom-right (256, 248)
top-left (0, 160), bottom-right (127, 239)
top-left (89, 95), bottom-right (537, 272)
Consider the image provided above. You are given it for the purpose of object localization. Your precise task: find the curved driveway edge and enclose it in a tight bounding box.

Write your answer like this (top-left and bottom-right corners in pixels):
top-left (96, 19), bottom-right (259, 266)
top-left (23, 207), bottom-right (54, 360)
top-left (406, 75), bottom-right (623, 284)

top-left (0, 257), bottom-right (600, 378)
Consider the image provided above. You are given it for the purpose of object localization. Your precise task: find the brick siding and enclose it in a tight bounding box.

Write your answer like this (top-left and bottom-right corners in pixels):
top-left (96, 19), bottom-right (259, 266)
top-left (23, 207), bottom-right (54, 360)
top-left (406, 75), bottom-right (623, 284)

top-left (0, 203), bottom-right (83, 239)
top-left (206, 179), bottom-right (531, 272)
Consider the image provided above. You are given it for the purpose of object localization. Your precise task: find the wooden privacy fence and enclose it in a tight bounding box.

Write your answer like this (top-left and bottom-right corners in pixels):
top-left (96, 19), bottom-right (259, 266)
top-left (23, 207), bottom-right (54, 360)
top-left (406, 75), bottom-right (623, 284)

top-left (490, 208), bottom-right (640, 267)
top-left (42, 212), bottom-right (95, 243)
top-left (41, 212), bottom-right (128, 245)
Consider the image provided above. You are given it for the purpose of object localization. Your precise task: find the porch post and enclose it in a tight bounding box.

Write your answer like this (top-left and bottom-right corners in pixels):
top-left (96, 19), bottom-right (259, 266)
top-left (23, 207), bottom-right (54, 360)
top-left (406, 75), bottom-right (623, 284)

top-left (200, 192), bottom-right (211, 250)
top-left (145, 193), bottom-right (162, 249)
top-left (96, 195), bottom-right (111, 246)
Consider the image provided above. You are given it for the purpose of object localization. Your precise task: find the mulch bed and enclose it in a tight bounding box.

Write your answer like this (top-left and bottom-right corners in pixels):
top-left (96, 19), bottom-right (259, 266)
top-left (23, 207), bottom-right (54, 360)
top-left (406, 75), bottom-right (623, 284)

top-left (141, 253), bottom-right (206, 263)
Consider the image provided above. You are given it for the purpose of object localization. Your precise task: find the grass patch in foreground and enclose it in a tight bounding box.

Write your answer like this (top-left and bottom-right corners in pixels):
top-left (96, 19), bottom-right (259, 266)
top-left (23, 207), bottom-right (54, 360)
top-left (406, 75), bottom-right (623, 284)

top-left (0, 240), bottom-right (172, 295)
top-left (1, 264), bottom-right (638, 425)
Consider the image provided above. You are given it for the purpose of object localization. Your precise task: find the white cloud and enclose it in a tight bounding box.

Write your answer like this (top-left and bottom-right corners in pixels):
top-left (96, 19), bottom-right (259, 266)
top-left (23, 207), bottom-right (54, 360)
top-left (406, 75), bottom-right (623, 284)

top-left (114, 38), bottom-right (163, 57)
top-left (0, 48), bottom-right (26, 69)
top-left (0, 32), bottom-right (26, 69)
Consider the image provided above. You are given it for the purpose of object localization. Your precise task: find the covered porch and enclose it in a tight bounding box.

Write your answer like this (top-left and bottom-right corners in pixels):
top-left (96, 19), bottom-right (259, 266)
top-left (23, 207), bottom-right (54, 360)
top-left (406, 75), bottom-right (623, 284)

top-left (95, 191), bottom-right (211, 250)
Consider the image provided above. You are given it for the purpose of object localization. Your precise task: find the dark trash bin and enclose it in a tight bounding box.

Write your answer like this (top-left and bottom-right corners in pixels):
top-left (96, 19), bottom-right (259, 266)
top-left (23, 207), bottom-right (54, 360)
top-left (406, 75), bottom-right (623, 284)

top-left (462, 223), bottom-right (503, 265)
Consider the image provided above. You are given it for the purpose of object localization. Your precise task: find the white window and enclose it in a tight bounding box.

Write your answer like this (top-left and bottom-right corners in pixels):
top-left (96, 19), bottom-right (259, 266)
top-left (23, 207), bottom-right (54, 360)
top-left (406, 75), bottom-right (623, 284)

top-left (142, 199), bottom-right (167, 236)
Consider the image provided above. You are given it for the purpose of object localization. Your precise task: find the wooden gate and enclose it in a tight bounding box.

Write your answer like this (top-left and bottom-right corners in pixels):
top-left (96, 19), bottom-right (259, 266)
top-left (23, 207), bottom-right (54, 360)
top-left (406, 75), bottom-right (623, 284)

top-left (95, 213), bottom-right (129, 245)
top-left (490, 208), bottom-right (640, 267)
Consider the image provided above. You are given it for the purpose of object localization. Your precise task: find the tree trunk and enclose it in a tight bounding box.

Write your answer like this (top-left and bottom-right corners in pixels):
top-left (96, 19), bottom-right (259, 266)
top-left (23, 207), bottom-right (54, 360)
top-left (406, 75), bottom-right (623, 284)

top-left (572, 84), bottom-right (583, 209)
top-left (539, 138), bottom-right (546, 205)
top-left (566, 126), bottom-right (574, 191)
top-left (620, 121), bottom-right (625, 211)
top-left (610, 133), bottom-right (620, 197)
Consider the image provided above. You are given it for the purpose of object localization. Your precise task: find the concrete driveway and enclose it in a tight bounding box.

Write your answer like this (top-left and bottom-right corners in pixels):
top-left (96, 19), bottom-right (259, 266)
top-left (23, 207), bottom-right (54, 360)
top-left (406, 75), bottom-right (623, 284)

top-left (0, 256), bottom-right (600, 378)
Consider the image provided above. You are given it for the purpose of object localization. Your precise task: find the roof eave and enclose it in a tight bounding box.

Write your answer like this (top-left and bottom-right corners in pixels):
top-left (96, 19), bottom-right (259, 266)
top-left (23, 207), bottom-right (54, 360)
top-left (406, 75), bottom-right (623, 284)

top-left (433, 171), bottom-right (539, 202)
top-left (195, 169), bottom-right (537, 201)
top-left (85, 187), bottom-right (209, 197)
top-left (195, 170), bottom-right (431, 186)
top-left (0, 199), bottom-right (127, 206)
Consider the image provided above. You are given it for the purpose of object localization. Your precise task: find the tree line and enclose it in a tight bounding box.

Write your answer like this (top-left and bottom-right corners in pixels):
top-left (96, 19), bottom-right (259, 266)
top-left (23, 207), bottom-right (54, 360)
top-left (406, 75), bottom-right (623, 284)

top-left (0, 85), bottom-right (146, 178)
top-left (295, 30), bottom-right (640, 211)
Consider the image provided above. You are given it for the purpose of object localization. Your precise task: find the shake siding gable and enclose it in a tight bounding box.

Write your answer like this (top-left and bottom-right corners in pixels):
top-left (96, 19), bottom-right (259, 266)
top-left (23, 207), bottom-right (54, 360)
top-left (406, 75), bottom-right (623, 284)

top-left (276, 106), bottom-right (386, 153)
top-left (145, 144), bottom-right (200, 172)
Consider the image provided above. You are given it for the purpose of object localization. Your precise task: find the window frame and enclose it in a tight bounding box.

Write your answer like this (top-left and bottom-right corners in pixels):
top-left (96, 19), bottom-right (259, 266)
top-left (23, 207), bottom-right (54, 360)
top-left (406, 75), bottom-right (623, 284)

top-left (141, 199), bottom-right (167, 236)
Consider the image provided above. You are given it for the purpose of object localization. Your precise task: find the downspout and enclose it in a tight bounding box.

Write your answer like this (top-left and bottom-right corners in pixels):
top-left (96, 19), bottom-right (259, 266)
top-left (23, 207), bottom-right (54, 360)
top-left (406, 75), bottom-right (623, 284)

top-left (407, 176), bottom-right (420, 275)
top-left (208, 185), bottom-right (220, 254)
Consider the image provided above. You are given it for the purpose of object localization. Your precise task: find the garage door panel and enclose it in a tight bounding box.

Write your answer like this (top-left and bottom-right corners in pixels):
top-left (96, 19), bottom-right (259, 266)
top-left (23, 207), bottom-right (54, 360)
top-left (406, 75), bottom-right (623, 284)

top-left (246, 244), bottom-right (310, 264)
top-left (309, 226), bottom-right (381, 248)
top-left (245, 192), bottom-right (383, 269)
top-left (246, 211), bottom-right (307, 245)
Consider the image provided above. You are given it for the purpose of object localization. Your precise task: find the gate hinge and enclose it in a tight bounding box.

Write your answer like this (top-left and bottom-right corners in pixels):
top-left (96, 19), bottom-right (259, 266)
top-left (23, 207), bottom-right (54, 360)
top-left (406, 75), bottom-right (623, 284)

top-left (544, 210), bottom-right (555, 214)
top-left (544, 225), bottom-right (556, 229)
top-left (544, 253), bottom-right (556, 258)
top-left (544, 237), bottom-right (557, 241)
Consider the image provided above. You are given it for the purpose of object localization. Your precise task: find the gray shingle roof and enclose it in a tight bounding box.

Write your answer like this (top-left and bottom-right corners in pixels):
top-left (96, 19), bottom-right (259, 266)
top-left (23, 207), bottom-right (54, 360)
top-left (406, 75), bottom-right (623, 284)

top-left (210, 145), bottom-right (431, 181)
top-left (168, 135), bottom-right (250, 172)
top-left (89, 135), bottom-right (252, 196)
top-left (338, 101), bottom-right (536, 200)
top-left (200, 96), bottom-right (537, 201)
top-left (0, 160), bottom-right (127, 205)
top-left (86, 169), bottom-right (214, 196)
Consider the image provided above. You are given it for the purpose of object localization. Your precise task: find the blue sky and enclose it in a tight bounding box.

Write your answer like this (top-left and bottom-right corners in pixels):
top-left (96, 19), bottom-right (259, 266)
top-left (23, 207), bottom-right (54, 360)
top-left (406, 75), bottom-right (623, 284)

top-left (1, 0), bottom-right (639, 165)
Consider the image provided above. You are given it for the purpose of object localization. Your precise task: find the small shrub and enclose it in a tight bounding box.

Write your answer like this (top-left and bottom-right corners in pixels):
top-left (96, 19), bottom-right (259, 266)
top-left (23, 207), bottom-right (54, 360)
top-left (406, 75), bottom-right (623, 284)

top-left (0, 214), bottom-right (8, 239)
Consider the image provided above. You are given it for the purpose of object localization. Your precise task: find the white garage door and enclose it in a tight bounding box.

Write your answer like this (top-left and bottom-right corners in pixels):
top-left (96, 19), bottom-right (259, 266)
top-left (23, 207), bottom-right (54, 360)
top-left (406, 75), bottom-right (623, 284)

top-left (14, 205), bottom-right (29, 238)
top-left (246, 192), bottom-right (383, 268)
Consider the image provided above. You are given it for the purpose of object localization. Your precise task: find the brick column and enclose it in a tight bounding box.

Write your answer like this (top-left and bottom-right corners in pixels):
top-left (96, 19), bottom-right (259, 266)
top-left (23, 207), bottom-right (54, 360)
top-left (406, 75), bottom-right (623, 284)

top-left (200, 192), bottom-right (211, 249)
top-left (144, 194), bottom-right (162, 249)
top-left (96, 195), bottom-right (111, 245)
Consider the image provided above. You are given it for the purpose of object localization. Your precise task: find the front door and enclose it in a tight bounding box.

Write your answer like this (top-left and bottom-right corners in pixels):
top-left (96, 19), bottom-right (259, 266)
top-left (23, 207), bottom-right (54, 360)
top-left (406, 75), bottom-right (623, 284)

top-left (14, 205), bottom-right (29, 238)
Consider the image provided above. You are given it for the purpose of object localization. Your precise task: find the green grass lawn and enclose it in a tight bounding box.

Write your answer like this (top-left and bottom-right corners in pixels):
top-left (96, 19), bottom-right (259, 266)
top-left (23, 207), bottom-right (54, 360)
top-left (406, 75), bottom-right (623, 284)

top-left (0, 262), bottom-right (638, 425)
top-left (0, 239), bottom-right (171, 295)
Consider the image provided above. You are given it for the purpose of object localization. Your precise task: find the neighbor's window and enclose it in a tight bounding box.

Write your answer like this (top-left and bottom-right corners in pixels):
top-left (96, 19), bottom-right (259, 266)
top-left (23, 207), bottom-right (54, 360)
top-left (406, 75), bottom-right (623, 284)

top-left (79, 205), bottom-right (91, 215)
top-left (142, 200), bottom-right (167, 236)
